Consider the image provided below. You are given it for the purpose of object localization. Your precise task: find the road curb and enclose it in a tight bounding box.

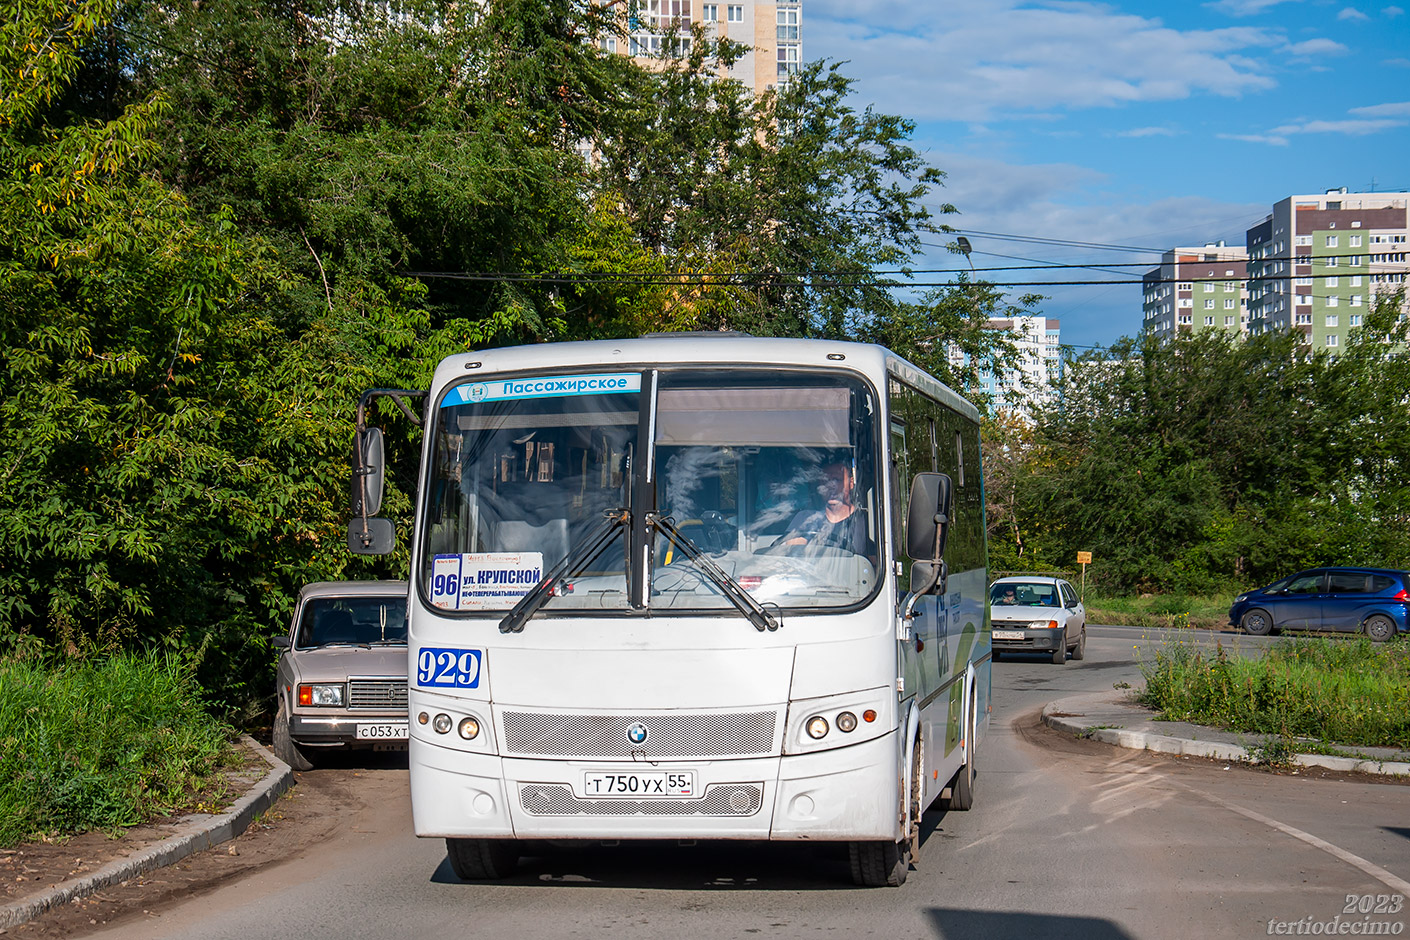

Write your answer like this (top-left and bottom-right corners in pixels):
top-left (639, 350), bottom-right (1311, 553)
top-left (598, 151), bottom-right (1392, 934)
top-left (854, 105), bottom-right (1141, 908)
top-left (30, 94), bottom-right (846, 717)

top-left (0, 735), bottom-right (293, 930)
top-left (1041, 699), bottom-right (1410, 777)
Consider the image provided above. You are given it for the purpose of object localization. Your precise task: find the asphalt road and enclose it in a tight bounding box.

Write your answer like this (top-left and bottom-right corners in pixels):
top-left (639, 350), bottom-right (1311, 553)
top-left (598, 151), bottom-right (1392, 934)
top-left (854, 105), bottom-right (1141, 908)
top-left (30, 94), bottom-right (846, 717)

top-left (90, 626), bottom-right (1409, 940)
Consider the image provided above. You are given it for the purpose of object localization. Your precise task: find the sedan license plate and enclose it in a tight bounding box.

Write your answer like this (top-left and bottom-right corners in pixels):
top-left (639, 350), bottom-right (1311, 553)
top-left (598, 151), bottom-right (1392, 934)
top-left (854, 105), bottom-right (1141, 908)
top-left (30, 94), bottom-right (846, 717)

top-left (356, 722), bottom-right (409, 740)
top-left (581, 771), bottom-right (696, 798)
top-left (992, 630), bottom-right (1025, 640)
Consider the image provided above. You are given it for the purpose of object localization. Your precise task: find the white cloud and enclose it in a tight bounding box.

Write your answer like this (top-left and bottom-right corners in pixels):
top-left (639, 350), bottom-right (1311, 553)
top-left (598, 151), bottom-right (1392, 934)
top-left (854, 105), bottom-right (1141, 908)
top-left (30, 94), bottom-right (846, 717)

top-left (1114, 126), bottom-right (1181, 137)
top-left (1218, 132), bottom-right (1291, 144)
top-left (1350, 101), bottom-right (1410, 116)
top-left (1337, 7), bottom-right (1370, 19)
top-left (805, 1), bottom-right (1281, 122)
top-left (1385, 5), bottom-right (1406, 16)
top-left (1387, 57), bottom-right (1410, 66)
top-left (1284, 38), bottom-right (1351, 56)
top-left (1269, 117), bottom-right (1404, 134)
top-left (1204, 0), bottom-right (1298, 15)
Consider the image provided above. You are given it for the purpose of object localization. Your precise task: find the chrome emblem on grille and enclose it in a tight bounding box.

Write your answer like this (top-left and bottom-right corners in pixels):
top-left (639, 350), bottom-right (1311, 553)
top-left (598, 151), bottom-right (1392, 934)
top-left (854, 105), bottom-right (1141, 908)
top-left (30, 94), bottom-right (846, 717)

top-left (626, 722), bottom-right (649, 745)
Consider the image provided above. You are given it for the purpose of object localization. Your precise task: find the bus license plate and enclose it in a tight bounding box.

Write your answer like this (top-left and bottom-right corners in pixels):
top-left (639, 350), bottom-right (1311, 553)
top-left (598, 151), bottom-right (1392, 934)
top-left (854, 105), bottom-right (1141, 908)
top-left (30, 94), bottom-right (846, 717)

top-left (356, 722), bottom-right (409, 740)
top-left (992, 630), bottom-right (1024, 640)
top-left (581, 771), bottom-right (696, 798)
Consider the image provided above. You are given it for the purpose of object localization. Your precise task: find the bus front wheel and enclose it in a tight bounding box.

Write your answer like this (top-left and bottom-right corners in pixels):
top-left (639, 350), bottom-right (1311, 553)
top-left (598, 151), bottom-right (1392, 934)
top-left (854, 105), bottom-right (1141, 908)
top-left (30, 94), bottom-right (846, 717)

top-left (446, 838), bottom-right (519, 880)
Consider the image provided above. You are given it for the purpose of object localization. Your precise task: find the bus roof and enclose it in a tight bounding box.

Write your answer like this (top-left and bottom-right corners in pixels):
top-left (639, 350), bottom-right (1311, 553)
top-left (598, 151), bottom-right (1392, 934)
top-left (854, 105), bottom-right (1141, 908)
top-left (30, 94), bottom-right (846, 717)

top-left (430, 336), bottom-right (980, 422)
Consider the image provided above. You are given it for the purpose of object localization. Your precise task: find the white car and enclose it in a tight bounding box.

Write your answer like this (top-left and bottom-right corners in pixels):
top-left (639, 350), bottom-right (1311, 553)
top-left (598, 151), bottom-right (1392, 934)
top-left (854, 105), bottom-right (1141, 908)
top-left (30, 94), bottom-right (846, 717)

top-left (272, 581), bottom-right (409, 769)
top-left (988, 576), bottom-right (1087, 664)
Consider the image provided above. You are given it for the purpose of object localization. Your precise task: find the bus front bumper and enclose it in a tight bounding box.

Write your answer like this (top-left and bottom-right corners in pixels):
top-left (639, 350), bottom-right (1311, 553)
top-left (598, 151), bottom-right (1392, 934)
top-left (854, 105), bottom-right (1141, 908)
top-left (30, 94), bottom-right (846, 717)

top-left (409, 732), bottom-right (899, 843)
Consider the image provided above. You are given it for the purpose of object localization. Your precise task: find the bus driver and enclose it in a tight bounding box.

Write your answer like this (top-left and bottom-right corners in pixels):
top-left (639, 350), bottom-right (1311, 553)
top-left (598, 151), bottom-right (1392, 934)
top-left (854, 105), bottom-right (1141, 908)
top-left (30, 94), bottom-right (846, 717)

top-left (780, 462), bottom-right (868, 555)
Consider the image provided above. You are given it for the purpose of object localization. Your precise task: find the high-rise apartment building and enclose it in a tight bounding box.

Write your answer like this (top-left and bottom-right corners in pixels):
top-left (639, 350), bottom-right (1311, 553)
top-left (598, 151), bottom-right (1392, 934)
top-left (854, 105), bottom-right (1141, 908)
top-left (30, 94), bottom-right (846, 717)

top-left (608, 0), bottom-right (802, 96)
top-left (1142, 243), bottom-right (1249, 338)
top-left (951, 316), bottom-right (1061, 419)
top-left (1246, 189), bottom-right (1409, 352)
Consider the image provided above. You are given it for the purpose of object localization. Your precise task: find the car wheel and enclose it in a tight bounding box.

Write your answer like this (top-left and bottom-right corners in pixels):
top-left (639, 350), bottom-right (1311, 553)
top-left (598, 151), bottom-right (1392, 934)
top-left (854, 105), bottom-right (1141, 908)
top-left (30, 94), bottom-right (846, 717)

top-left (1241, 608), bottom-right (1273, 637)
top-left (273, 700), bottom-right (313, 772)
top-left (446, 838), bottom-right (520, 880)
top-left (1363, 614), bottom-right (1396, 643)
top-left (1071, 627), bottom-right (1086, 662)
top-left (1051, 632), bottom-right (1067, 664)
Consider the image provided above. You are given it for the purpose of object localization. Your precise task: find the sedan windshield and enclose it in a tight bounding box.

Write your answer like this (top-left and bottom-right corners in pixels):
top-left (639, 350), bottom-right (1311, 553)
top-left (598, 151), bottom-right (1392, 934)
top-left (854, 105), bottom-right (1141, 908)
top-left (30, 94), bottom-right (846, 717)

top-left (991, 582), bottom-right (1060, 608)
top-left (296, 597), bottom-right (408, 647)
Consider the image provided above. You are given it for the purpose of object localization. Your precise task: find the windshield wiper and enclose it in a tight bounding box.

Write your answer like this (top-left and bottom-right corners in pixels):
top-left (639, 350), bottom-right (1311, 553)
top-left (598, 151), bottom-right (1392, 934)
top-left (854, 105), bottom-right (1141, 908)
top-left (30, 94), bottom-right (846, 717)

top-left (648, 512), bottom-right (780, 632)
top-left (499, 509), bottom-right (630, 634)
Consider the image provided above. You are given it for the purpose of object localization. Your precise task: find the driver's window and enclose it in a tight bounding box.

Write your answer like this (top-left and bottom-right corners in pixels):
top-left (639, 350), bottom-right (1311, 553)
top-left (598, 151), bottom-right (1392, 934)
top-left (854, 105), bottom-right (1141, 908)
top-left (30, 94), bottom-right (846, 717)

top-left (1286, 573), bottom-right (1323, 594)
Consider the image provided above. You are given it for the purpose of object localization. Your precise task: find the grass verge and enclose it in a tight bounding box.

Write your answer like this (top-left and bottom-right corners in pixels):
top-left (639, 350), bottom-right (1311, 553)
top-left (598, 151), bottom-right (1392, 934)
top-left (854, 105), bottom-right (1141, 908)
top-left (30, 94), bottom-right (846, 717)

top-left (1137, 636), bottom-right (1410, 749)
top-left (0, 651), bottom-right (237, 847)
top-left (1084, 592), bottom-right (1235, 630)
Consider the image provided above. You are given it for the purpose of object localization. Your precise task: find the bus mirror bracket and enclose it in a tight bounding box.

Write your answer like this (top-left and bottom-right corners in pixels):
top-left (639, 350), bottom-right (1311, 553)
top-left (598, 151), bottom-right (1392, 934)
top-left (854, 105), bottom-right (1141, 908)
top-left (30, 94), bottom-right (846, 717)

top-left (903, 472), bottom-right (954, 612)
top-left (348, 388), bottom-right (427, 557)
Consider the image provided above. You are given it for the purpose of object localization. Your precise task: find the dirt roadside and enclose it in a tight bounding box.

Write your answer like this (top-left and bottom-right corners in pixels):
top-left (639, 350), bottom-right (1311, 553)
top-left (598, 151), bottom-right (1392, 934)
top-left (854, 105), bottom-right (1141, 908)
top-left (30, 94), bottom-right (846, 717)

top-left (2, 749), bottom-right (408, 939)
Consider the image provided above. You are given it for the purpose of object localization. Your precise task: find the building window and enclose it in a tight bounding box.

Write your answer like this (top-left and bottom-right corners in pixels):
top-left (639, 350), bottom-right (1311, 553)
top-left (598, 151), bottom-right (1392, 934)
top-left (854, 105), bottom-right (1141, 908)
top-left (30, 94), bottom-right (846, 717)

top-left (1224, 298), bottom-right (1235, 309)
top-left (1204, 299), bottom-right (1214, 309)
top-left (1327, 295), bottom-right (1338, 307)
top-left (1326, 256), bottom-right (1338, 267)
top-left (1350, 295), bottom-right (1362, 307)
top-left (1350, 235), bottom-right (1362, 247)
top-left (1296, 235), bottom-right (1312, 246)
top-left (1177, 282), bottom-right (1192, 291)
top-left (1203, 283), bottom-right (1214, 293)
top-left (1295, 312), bottom-right (1313, 325)
top-left (1325, 277), bottom-right (1338, 288)
top-left (600, 36), bottom-right (618, 51)
top-left (1326, 335), bottom-right (1338, 347)
top-left (1225, 316), bottom-right (1235, 326)
top-left (1326, 314), bottom-right (1338, 327)
top-left (777, 7), bottom-right (799, 39)
top-left (1204, 316), bottom-right (1214, 326)
top-left (1325, 235), bottom-right (1338, 247)
top-left (702, 3), bottom-right (718, 21)
top-left (1348, 255), bottom-right (1361, 266)
top-left (1351, 275), bottom-right (1361, 286)
top-left (727, 4), bottom-right (743, 22)
top-left (1350, 314), bottom-right (1363, 326)
top-left (777, 43), bottom-right (799, 75)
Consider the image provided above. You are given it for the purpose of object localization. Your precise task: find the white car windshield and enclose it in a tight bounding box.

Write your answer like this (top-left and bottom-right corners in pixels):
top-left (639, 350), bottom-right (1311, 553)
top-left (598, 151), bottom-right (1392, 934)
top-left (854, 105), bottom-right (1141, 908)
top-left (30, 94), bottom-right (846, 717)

top-left (991, 582), bottom-right (1060, 608)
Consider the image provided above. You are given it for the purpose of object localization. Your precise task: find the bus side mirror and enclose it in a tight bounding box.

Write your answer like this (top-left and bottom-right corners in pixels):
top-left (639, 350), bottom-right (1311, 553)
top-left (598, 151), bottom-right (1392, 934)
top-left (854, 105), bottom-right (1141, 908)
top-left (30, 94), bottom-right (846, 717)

top-left (906, 472), bottom-right (953, 562)
top-left (347, 517), bottom-right (396, 555)
top-left (352, 427), bottom-right (385, 517)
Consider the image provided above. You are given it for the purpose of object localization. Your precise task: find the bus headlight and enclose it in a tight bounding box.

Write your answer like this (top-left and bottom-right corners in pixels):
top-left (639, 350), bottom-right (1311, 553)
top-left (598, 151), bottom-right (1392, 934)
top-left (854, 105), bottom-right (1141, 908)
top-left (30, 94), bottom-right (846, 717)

top-left (836, 711), bottom-right (858, 733)
top-left (433, 713), bottom-right (453, 734)
top-left (458, 716), bottom-right (481, 740)
top-left (806, 716), bottom-right (830, 739)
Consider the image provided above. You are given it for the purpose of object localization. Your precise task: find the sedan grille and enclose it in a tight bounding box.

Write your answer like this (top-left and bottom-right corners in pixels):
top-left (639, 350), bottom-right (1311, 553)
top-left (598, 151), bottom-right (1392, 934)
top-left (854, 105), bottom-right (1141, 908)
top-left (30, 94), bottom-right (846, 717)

top-left (348, 678), bottom-right (408, 710)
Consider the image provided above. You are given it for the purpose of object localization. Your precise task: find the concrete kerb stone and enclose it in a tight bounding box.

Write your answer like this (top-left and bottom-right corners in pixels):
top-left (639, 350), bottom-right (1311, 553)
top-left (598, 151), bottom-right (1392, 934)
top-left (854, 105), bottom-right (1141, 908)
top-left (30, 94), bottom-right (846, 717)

top-left (0, 735), bottom-right (293, 930)
top-left (1041, 696), bottom-right (1410, 777)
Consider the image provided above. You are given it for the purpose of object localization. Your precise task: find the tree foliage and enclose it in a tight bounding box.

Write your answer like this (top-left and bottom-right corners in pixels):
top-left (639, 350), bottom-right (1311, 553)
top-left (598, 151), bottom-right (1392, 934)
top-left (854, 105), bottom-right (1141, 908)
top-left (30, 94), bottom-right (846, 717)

top-left (4, 0), bottom-right (1022, 723)
top-left (999, 292), bottom-right (1410, 593)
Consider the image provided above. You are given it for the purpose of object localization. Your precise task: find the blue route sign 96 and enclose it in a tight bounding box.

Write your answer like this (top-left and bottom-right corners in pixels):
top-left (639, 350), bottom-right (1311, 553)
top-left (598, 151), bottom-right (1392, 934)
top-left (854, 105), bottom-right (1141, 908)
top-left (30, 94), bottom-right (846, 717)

top-left (416, 648), bottom-right (482, 689)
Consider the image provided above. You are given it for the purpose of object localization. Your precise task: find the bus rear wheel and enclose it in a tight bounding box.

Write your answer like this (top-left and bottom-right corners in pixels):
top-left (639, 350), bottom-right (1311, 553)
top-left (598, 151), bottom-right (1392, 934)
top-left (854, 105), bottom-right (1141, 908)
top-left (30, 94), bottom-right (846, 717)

top-left (446, 838), bottom-right (519, 880)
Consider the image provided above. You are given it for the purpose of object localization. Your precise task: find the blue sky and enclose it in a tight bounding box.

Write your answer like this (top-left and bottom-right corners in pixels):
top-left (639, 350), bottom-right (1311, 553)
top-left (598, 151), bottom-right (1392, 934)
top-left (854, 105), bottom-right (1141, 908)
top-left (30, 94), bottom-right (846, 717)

top-left (804, 0), bottom-right (1410, 349)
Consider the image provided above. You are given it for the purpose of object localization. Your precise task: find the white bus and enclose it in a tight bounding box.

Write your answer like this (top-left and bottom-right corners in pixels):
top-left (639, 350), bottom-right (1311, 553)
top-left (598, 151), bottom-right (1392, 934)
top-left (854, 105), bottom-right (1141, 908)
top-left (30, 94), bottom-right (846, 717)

top-left (349, 335), bottom-right (991, 887)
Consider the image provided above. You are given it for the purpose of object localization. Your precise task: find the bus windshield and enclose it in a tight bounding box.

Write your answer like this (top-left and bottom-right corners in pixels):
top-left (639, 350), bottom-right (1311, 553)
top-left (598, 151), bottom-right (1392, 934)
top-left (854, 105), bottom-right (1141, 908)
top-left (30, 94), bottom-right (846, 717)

top-left (420, 368), bottom-right (880, 615)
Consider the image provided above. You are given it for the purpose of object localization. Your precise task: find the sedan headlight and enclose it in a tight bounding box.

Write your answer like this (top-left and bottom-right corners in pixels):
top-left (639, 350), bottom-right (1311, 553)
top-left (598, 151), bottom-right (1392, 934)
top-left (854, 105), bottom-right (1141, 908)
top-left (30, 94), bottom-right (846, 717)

top-left (298, 683), bottom-right (345, 707)
top-left (1234, 594), bottom-right (1249, 604)
top-left (1028, 619), bottom-right (1061, 630)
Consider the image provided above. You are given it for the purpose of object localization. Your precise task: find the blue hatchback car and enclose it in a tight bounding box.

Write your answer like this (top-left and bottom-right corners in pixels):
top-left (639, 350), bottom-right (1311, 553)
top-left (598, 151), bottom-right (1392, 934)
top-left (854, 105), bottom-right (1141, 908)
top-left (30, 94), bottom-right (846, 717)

top-left (1229, 567), bottom-right (1409, 642)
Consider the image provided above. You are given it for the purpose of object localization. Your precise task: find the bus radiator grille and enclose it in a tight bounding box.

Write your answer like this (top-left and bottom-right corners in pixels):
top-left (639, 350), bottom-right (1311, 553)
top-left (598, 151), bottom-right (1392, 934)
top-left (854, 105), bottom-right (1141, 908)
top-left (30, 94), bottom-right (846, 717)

top-left (501, 711), bottom-right (777, 759)
top-left (519, 783), bottom-right (763, 816)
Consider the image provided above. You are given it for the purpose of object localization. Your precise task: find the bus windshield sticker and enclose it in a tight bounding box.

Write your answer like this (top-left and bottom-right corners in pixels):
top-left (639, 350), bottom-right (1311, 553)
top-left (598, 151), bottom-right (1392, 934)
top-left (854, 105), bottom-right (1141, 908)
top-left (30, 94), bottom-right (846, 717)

top-left (431, 553), bottom-right (545, 610)
top-left (442, 373), bottom-right (641, 408)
